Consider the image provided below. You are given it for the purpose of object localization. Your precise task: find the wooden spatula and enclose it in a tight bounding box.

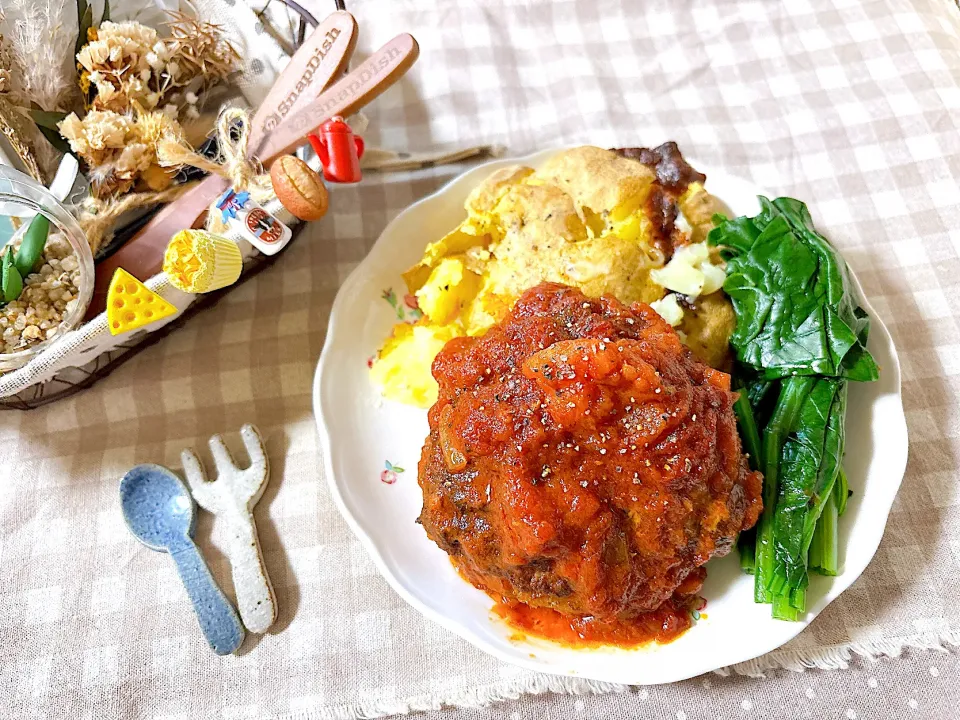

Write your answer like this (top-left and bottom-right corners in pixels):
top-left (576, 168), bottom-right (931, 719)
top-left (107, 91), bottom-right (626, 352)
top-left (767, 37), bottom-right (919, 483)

top-left (252, 11), bottom-right (357, 139)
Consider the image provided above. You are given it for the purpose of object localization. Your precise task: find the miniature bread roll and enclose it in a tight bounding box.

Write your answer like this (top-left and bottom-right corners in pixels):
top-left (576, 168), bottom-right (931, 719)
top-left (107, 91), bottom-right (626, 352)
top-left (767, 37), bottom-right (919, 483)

top-left (270, 155), bottom-right (329, 221)
top-left (163, 230), bottom-right (243, 293)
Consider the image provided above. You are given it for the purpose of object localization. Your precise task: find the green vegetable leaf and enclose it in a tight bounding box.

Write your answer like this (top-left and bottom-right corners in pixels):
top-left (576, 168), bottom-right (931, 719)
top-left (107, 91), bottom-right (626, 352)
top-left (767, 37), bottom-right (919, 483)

top-left (15, 214), bottom-right (49, 277)
top-left (2, 252), bottom-right (24, 303)
top-left (709, 197), bottom-right (879, 382)
top-left (722, 196), bottom-right (876, 619)
top-left (771, 379), bottom-right (846, 588)
top-left (753, 375), bottom-right (816, 603)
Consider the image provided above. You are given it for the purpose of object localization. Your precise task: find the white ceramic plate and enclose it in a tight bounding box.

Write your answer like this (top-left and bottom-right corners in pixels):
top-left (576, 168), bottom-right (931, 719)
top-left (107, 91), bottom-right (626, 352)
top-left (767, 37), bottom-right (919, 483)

top-left (313, 149), bottom-right (908, 685)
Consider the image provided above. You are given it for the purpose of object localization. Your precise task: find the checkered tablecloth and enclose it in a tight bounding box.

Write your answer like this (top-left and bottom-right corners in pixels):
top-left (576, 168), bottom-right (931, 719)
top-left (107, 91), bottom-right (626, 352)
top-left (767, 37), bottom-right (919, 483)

top-left (2, 0), bottom-right (960, 717)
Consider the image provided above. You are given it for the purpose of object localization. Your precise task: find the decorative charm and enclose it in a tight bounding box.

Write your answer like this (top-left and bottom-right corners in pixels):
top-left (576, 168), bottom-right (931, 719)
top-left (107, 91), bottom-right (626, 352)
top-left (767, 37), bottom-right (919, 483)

top-left (119, 463), bottom-right (245, 656)
top-left (180, 424), bottom-right (278, 634)
top-left (269, 155), bottom-right (329, 221)
top-left (163, 230), bottom-right (243, 293)
top-left (215, 187), bottom-right (292, 256)
top-left (308, 115), bottom-right (365, 184)
top-left (106, 267), bottom-right (177, 335)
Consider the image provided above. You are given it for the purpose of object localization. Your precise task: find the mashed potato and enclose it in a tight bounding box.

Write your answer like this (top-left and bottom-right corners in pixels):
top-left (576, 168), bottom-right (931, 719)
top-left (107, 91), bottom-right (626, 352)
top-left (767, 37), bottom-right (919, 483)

top-left (370, 145), bottom-right (734, 407)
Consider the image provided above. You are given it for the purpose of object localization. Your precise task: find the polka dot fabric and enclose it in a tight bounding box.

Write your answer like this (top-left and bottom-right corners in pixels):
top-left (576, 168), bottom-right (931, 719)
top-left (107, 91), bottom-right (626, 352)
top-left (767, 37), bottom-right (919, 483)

top-left (2, 0), bottom-right (959, 717)
top-left (407, 651), bottom-right (960, 720)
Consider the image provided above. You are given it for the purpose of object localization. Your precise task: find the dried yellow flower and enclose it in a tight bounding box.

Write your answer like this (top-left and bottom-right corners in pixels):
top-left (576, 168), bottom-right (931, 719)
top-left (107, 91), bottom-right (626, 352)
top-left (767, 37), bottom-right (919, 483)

top-left (0, 32), bottom-right (23, 100)
top-left (116, 143), bottom-right (152, 176)
top-left (58, 106), bottom-right (185, 198)
top-left (76, 16), bottom-right (238, 118)
top-left (63, 14), bottom-right (238, 197)
top-left (77, 21), bottom-right (158, 74)
top-left (164, 12), bottom-right (241, 88)
top-left (78, 21), bottom-right (161, 113)
top-left (140, 163), bottom-right (175, 191)
top-left (132, 104), bottom-right (183, 147)
top-left (58, 110), bottom-right (133, 167)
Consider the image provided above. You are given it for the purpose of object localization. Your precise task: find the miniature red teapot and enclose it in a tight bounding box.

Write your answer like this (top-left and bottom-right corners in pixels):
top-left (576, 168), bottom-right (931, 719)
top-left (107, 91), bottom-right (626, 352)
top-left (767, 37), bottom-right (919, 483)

top-left (308, 116), bottom-right (365, 183)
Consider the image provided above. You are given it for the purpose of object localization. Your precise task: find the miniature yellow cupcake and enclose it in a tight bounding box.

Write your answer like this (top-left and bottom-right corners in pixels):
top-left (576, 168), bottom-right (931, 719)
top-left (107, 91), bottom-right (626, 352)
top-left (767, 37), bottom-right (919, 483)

top-left (163, 230), bottom-right (243, 293)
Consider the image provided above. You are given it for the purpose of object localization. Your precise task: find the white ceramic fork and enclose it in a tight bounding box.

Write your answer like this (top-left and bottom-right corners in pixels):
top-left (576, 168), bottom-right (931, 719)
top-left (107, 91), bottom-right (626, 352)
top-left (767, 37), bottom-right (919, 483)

top-left (181, 424), bottom-right (277, 634)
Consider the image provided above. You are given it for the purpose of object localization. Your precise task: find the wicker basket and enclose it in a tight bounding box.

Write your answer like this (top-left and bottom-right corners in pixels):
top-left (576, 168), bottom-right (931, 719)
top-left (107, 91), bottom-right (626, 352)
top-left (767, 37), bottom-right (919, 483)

top-left (0, 0), bottom-right (327, 409)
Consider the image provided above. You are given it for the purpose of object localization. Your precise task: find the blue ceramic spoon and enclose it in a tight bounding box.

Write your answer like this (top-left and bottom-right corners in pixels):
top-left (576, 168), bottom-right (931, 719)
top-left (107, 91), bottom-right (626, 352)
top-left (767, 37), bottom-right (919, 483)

top-left (119, 463), bottom-right (245, 655)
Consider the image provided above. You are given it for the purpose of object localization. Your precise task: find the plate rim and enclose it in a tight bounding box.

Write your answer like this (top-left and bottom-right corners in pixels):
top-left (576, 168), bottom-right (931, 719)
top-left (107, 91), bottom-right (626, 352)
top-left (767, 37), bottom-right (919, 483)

top-left (313, 148), bottom-right (909, 684)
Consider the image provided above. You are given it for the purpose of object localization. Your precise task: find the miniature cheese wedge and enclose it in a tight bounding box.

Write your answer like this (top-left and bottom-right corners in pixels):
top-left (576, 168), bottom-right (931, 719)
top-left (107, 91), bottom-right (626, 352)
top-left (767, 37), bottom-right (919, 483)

top-left (107, 268), bottom-right (177, 335)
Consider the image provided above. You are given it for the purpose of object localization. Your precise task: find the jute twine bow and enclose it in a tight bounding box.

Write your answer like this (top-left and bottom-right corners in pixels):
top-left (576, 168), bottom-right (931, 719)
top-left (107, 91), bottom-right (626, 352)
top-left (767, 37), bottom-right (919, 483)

top-left (77, 108), bottom-right (274, 253)
top-left (158, 107), bottom-right (275, 234)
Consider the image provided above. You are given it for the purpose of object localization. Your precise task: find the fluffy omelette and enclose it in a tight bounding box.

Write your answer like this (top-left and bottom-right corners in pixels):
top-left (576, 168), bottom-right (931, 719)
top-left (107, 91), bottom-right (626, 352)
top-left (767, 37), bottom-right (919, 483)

top-left (372, 144), bottom-right (736, 406)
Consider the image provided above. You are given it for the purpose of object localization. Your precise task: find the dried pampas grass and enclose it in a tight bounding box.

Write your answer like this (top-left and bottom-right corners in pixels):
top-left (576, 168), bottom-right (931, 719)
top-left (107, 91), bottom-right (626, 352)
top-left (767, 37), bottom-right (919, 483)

top-left (0, 0), bottom-right (79, 113)
top-left (0, 30), bottom-right (22, 98)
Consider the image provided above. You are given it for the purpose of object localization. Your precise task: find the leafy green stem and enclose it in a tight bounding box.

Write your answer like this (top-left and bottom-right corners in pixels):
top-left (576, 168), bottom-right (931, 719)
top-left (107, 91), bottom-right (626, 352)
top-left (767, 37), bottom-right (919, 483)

top-left (754, 375), bottom-right (815, 603)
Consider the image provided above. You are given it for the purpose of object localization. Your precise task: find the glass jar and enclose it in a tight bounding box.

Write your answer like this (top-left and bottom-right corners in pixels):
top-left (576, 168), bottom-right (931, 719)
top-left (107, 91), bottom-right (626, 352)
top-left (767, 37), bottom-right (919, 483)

top-left (0, 165), bottom-right (94, 373)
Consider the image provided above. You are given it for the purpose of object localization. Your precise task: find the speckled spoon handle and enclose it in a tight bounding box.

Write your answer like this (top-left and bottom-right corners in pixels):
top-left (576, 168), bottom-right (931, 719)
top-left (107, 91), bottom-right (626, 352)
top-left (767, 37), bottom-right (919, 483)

top-left (168, 536), bottom-right (245, 656)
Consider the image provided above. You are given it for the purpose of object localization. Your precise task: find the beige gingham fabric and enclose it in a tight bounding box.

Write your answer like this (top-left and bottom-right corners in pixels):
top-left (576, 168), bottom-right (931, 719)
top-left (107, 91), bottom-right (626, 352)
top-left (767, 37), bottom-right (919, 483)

top-left (2, 0), bottom-right (960, 717)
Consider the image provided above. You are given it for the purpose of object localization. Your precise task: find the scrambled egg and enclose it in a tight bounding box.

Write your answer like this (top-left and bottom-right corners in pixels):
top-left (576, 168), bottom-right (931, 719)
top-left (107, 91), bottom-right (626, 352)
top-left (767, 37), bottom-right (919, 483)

top-left (371, 146), bottom-right (734, 407)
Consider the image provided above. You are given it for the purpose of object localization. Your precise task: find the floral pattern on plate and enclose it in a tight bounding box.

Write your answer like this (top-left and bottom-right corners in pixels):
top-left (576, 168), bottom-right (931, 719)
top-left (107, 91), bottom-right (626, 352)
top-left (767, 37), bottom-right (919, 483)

top-left (381, 460), bottom-right (405, 485)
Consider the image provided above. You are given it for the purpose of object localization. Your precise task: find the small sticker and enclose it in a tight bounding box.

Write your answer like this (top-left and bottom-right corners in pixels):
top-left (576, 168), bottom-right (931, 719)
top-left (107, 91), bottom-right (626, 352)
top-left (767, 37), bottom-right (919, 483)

top-left (216, 189), bottom-right (292, 256)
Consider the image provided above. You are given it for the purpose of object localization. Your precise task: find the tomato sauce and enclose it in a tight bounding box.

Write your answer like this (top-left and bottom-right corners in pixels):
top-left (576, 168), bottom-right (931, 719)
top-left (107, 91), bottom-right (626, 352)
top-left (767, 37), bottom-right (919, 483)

top-left (493, 599), bottom-right (692, 648)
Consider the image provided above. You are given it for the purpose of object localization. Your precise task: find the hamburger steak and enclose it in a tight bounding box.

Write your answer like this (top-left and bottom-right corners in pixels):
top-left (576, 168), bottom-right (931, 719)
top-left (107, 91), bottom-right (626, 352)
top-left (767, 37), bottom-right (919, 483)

top-left (417, 283), bottom-right (762, 643)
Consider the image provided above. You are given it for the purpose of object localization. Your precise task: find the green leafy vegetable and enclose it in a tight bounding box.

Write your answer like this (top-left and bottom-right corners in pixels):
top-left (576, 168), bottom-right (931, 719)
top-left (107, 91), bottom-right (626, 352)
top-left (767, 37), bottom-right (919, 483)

top-left (15, 213), bottom-right (49, 278)
top-left (770, 379), bottom-right (846, 590)
top-left (753, 375), bottom-right (815, 603)
top-left (733, 390), bottom-right (762, 468)
top-left (834, 466), bottom-right (849, 517)
top-left (810, 465), bottom-right (848, 576)
top-left (810, 491), bottom-right (838, 577)
top-left (714, 196), bottom-right (878, 620)
top-left (733, 388), bottom-right (762, 573)
top-left (709, 197), bottom-right (879, 382)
